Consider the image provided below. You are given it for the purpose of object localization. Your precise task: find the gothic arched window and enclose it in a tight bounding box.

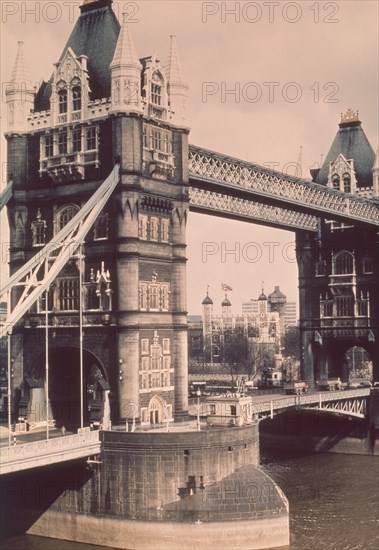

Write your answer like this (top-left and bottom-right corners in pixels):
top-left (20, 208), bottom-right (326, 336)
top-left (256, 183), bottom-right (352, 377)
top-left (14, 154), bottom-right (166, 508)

top-left (332, 174), bottom-right (340, 190)
top-left (343, 173), bottom-right (351, 193)
top-left (151, 73), bottom-right (163, 106)
top-left (56, 204), bottom-right (79, 233)
top-left (72, 85), bottom-right (82, 111)
top-left (58, 89), bottom-right (68, 114)
top-left (333, 251), bottom-right (354, 275)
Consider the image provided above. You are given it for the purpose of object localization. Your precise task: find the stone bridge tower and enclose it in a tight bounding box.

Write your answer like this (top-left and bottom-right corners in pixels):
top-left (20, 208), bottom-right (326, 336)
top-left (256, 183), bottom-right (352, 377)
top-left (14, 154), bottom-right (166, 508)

top-left (297, 109), bottom-right (379, 386)
top-left (5, 0), bottom-right (190, 428)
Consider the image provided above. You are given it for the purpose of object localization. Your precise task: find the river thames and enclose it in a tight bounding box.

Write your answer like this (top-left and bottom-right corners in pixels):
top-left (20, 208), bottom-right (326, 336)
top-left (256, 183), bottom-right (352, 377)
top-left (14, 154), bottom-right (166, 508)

top-left (2, 450), bottom-right (378, 550)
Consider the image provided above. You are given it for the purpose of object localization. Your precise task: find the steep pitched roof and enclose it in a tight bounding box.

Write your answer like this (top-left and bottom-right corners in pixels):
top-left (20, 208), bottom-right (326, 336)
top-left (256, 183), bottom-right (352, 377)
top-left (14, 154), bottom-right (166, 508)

top-left (316, 115), bottom-right (375, 189)
top-left (34, 0), bottom-right (120, 111)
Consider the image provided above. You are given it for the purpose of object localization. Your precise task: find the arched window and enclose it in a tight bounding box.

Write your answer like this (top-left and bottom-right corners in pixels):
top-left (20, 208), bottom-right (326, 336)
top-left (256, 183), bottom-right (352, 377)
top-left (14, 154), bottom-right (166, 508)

top-left (57, 263), bottom-right (80, 311)
top-left (332, 174), bottom-right (340, 190)
top-left (31, 209), bottom-right (46, 247)
top-left (343, 173), bottom-right (351, 193)
top-left (56, 204), bottom-right (79, 233)
top-left (72, 85), bottom-right (82, 111)
top-left (151, 72), bottom-right (163, 106)
top-left (58, 89), bottom-right (68, 114)
top-left (333, 251), bottom-right (354, 275)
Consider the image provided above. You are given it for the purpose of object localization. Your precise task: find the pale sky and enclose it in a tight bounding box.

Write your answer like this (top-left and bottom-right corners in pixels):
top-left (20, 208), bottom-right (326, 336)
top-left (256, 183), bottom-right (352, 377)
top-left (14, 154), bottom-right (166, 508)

top-left (1, 0), bottom-right (378, 314)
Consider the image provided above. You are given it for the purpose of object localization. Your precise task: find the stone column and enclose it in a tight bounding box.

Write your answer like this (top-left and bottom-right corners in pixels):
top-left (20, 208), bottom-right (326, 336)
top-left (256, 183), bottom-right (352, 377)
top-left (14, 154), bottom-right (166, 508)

top-left (113, 115), bottom-right (142, 422)
top-left (296, 231), bottom-right (317, 388)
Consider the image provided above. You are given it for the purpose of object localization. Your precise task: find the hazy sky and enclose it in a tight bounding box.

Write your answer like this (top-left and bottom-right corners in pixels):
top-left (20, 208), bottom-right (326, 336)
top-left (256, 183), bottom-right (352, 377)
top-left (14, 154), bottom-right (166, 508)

top-left (1, 0), bottom-right (378, 314)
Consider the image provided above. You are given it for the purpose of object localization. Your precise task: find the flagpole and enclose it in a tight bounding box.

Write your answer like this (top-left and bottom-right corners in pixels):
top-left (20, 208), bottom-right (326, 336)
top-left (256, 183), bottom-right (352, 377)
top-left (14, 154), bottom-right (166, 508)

top-left (45, 289), bottom-right (50, 439)
top-left (79, 243), bottom-right (84, 430)
top-left (7, 289), bottom-right (12, 446)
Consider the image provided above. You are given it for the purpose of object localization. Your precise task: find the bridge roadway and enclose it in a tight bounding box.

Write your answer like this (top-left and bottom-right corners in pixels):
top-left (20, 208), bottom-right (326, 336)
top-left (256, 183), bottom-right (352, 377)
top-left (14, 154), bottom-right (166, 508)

top-left (0, 389), bottom-right (370, 476)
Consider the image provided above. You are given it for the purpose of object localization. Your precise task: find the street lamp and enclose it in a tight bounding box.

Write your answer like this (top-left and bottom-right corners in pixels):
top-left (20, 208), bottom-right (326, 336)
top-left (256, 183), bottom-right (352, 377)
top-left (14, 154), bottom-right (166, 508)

top-left (196, 389), bottom-right (201, 431)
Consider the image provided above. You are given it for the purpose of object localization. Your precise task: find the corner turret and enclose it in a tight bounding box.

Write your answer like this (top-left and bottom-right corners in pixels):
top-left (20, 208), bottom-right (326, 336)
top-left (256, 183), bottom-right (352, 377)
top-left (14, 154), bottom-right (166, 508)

top-left (165, 35), bottom-right (189, 125)
top-left (110, 15), bottom-right (142, 113)
top-left (6, 42), bottom-right (35, 133)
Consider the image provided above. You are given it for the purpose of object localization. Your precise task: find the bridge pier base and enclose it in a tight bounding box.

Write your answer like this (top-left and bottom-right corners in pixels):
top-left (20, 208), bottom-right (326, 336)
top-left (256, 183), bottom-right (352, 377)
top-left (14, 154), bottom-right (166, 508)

top-left (1, 426), bottom-right (289, 549)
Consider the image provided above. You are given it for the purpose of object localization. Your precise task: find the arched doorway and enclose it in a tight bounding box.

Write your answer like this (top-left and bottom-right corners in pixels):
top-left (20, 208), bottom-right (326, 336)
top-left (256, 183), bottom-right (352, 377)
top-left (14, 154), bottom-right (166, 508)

top-left (46, 348), bottom-right (109, 431)
top-left (148, 395), bottom-right (167, 425)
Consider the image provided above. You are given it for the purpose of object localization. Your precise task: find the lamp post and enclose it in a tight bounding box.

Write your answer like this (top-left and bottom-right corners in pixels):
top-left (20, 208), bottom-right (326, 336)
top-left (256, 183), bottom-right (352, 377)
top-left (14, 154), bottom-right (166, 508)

top-left (196, 389), bottom-right (201, 431)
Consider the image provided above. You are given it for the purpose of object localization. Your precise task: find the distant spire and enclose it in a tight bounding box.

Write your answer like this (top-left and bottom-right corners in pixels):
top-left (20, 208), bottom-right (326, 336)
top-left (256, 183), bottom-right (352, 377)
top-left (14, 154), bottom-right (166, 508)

top-left (111, 16), bottom-right (140, 69)
top-left (11, 42), bottom-right (33, 88)
top-left (165, 35), bottom-right (187, 84)
top-left (297, 146), bottom-right (303, 178)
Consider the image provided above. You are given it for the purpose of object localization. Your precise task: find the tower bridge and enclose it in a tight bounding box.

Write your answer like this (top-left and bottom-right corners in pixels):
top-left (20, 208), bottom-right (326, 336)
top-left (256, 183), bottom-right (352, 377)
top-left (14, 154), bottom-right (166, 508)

top-left (1, 1), bottom-right (378, 547)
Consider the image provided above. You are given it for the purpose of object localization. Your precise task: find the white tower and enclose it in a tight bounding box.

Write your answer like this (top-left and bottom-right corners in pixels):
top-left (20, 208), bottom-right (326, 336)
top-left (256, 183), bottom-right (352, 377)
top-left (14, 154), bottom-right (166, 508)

top-left (6, 42), bottom-right (35, 132)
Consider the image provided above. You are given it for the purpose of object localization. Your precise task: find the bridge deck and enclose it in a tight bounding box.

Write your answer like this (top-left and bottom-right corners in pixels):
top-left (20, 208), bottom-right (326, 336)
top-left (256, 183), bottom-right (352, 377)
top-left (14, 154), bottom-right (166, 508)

top-left (0, 389), bottom-right (370, 475)
top-left (0, 431), bottom-right (101, 475)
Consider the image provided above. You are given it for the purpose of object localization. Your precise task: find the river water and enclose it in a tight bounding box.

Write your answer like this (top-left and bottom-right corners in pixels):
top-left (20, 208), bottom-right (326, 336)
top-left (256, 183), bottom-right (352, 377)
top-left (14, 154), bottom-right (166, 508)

top-left (2, 452), bottom-right (378, 550)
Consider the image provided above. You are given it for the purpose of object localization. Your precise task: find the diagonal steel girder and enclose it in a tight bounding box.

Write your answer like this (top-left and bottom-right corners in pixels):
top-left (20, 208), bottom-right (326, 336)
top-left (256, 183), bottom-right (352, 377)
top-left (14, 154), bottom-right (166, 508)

top-left (0, 182), bottom-right (13, 211)
top-left (0, 165), bottom-right (120, 336)
top-left (188, 145), bottom-right (379, 228)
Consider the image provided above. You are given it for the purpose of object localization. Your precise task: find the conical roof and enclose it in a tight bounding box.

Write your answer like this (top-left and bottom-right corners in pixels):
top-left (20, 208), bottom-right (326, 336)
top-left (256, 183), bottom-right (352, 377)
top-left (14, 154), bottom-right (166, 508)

top-left (165, 35), bottom-right (187, 85)
top-left (111, 16), bottom-right (140, 69)
top-left (11, 42), bottom-right (33, 89)
top-left (315, 110), bottom-right (375, 189)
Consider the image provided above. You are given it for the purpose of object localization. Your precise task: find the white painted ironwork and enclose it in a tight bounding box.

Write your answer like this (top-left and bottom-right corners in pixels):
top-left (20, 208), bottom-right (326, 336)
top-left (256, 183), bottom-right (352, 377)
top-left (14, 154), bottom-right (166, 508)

top-left (188, 145), bottom-right (379, 227)
top-left (0, 431), bottom-right (101, 475)
top-left (251, 388), bottom-right (370, 421)
top-left (0, 182), bottom-right (13, 210)
top-left (0, 165), bottom-right (120, 337)
top-left (189, 187), bottom-right (319, 231)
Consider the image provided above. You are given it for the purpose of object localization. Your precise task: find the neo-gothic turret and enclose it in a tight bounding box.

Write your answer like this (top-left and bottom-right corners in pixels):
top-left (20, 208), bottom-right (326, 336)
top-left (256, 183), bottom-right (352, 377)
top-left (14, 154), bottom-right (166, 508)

top-left (110, 16), bottom-right (142, 113)
top-left (6, 41), bottom-right (35, 132)
top-left (164, 35), bottom-right (189, 124)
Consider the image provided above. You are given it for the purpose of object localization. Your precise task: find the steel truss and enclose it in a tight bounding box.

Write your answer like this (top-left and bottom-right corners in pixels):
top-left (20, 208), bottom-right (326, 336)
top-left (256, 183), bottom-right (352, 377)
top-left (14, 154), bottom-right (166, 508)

top-left (188, 145), bottom-right (379, 228)
top-left (189, 186), bottom-right (318, 231)
top-left (307, 396), bottom-right (367, 419)
top-left (0, 165), bottom-right (120, 337)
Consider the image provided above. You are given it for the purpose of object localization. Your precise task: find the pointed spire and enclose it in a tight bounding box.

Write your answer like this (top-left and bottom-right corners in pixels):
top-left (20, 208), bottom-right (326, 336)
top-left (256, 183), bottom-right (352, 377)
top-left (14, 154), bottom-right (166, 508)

top-left (165, 35), bottom-right (186, 84)
top-left (111, 16), bottom-right (140, 69)
top-left (11, 42), bottom-right (33, 88)
top-left (297, 146), bottom-right (303, 178)
top-left (6, 41), bottom-right (35, 132)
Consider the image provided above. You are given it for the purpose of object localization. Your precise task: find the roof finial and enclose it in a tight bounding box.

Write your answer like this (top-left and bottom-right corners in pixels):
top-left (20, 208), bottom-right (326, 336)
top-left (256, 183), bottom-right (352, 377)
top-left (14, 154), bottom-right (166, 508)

top-left (340, 108), bottom-right (360, 125)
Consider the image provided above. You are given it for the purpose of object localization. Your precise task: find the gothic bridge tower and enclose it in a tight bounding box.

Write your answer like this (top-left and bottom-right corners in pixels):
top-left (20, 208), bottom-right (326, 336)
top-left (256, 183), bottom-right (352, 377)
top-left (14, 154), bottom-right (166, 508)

top-left (297, 109), bottom-right (379, 386)
top-left (5, 0), bottom-right (190, 428)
